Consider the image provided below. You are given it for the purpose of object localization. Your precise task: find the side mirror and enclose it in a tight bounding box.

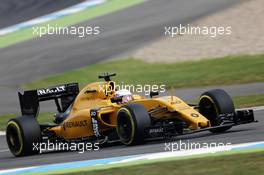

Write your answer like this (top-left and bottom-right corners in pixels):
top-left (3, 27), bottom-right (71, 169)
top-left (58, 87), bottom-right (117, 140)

top-left (98, 73), bottom-right (116, 81)
top-left (150, 91), bottom-right (159, 98)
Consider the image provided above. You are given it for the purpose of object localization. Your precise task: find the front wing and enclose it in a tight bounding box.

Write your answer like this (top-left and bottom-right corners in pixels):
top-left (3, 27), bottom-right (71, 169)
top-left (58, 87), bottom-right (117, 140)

top-left (146, 109), bottom-right (256, 138)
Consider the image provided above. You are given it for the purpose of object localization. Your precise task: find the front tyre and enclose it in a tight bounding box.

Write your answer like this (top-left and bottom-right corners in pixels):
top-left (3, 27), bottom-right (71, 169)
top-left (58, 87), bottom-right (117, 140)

top-left (116, 104), bottom-right (151, 145)
top-left (199, 89), bottom-right (235, 133)
top-left (6, 116), bottom-right (41, 157)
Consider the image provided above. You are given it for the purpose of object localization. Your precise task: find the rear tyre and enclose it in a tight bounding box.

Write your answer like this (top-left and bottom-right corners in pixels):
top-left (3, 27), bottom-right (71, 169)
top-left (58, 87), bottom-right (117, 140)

top-left (6, 116), bottom-right (41, 157)
top-left (199, 89), bottom-right (235, 133)
top-left (116, 104), bottom-right (151, 145)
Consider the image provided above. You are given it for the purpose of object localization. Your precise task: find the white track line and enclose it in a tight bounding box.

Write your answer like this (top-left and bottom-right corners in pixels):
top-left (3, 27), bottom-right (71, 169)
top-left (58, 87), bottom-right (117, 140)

top-left (0, 0), bottom-right (107, 35)
top-left (0, 167), bottom-right (35, 174)
top-left (0, 132), bottom-right (5, 136)
top-left (0, 149), bottom-right (9, 153)
top-left (240, 106), bottom-right (264, 111)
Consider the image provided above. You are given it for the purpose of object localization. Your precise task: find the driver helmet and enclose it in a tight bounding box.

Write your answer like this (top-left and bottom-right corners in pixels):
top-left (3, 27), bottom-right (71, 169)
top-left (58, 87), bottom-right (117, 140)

top-left (115, 89), bottom-right (133, 104)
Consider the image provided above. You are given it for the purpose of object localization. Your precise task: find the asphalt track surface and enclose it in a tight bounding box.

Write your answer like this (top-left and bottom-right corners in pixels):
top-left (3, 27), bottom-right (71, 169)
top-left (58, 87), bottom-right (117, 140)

top-left (0, 109), bottom-right (263, 170)
top-left (0, 0), bottom-right (85, 29)
top-left (1, 0), bottom-right (262, 170)
top-left (0, 0), bottom-right (246, 114)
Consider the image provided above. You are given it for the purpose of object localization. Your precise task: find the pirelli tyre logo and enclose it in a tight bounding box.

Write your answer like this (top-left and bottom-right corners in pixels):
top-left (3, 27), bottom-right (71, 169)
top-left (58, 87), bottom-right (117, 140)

top-left (90, 109), bottom-right (101, 137)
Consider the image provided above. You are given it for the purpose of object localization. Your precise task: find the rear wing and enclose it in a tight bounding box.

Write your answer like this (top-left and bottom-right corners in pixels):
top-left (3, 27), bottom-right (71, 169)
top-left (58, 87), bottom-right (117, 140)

top-left (18, 83), bottom-right (79, 117)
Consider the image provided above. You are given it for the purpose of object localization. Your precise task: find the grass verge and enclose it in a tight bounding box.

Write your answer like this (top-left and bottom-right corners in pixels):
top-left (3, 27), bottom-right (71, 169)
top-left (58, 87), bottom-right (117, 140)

top-left (57, 150), bottom-right (264, 175)
top-left (234, 94), bottom-right (264, 108)
top-left (25, 54), bottom-right (264, 90)
top-left (0, 0), bottom-right (144, 48)
top-left (189, 94), bottom-right (264, 109)
top-left (0, 113), bottom-right (53, 131)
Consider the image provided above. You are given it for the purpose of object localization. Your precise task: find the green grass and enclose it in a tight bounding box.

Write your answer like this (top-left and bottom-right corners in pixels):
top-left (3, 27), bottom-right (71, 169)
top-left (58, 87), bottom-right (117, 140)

top-left (234, 94), bottom-right (264, 108)
top-left (62, 151), bottom-right (264, 175)
top-left (0, 113), bottom-right (53, 131)
top-left (25, 54), bottom-right (264, 90)
top-left (0, 0), bottom-right (144, 48)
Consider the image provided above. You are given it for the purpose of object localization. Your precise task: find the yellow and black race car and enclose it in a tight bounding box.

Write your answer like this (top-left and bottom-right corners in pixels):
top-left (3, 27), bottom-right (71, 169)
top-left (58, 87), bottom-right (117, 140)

top-left (6, 73), bottom-right (255, 156)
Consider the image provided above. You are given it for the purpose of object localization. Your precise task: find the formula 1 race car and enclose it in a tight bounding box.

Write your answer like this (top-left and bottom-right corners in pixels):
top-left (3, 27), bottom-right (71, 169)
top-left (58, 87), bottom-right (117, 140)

top-left (6, 73), bottom-right (256, 156)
